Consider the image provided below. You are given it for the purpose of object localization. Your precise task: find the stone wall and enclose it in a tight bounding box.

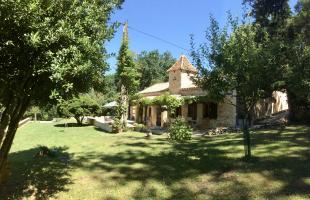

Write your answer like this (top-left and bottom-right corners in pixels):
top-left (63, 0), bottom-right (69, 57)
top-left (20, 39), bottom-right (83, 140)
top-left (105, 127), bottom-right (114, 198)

top-left (213, 95), bottom-right (236, 127)
top-left (254, 91), bottom-right (288, 120)
top-left (192, 95), bottom-right (236, 128)
top-left (169, 70), bottom-right (181, 94)
top-left (180, 72), bottom-right (194, 88)
top-left (132, 93), bottom-right (237, 129)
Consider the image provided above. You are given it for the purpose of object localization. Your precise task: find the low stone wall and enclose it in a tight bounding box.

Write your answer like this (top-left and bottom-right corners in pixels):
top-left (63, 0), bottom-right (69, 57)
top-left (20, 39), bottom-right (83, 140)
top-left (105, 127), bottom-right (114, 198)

top-left (94, 120), bottom-right (113, 132)
top-left (91, 117), bottom-right (113, 132)
top-left (18, 117), bottom-right (31, 127)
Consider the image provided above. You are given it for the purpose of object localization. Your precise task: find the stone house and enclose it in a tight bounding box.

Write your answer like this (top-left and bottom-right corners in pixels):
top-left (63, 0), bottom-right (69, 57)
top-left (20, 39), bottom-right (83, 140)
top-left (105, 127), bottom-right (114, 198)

top-left (129, 55), bottom-right (288, 128)
top-left (130, 55), bottom-right (236, 128)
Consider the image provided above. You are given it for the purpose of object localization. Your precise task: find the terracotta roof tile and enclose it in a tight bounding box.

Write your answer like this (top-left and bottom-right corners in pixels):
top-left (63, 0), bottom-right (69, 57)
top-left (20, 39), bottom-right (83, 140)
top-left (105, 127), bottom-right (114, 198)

top-left (167, 55), bottom-right (197, 73)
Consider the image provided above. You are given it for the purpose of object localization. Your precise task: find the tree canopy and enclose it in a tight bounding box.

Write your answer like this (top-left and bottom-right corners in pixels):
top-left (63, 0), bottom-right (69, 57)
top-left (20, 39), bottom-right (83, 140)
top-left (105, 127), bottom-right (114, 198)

top-left (57, 95), bottom-right (100, 126)
top-left (115, 23), bottom-right (140, 95)
top-left (191, 16), bottom-right (273, 158)
top-left (244, 0), bottom-right (310, 122)
top-left (136, 50), bottom-right (176, 90)
top-left (0, 0), bottom-right (123, 182)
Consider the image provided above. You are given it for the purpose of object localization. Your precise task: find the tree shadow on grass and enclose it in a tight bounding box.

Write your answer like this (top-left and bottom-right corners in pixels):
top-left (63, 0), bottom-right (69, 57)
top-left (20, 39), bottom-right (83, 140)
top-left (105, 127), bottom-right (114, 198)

top-left (54, 123), bottom-right (92, 128)
top-left (71, 126), bottom-right (310, 199)
top-left (0, 146), bottom-right (73, 200)
top-left (72, 137), bottom-right (253, 199)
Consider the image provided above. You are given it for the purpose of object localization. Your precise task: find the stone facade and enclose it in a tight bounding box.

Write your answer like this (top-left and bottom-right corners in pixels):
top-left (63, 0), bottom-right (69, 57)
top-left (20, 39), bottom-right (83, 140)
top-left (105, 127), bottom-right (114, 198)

top-left (253, 91), bottom-right (288, 120)
top-left (131, 55), bottom-right (237, 129)
top-left (131, 55), bottom-right (289, 128)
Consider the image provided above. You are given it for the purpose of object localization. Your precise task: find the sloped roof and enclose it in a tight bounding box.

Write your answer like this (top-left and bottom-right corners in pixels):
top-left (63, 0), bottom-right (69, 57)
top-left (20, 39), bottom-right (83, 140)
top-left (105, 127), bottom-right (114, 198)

top-left (167, 55), bottom-right (198, 73)
top-left (139, 82), bottom-right (169, 94)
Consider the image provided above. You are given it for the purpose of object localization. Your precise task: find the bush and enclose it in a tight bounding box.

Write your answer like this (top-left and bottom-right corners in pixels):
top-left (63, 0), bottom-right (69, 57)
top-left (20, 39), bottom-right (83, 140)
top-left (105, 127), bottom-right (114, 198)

top-left (133, 123), bottom-right (148, 132)
top-left (168, 117), bottom-right (192, 141)
top-left (24, 104), bottom-right (59, 121)
top-left (112, 118), bottom-right (123, 133)
top-left (57, 95), bottom-right (100, 126)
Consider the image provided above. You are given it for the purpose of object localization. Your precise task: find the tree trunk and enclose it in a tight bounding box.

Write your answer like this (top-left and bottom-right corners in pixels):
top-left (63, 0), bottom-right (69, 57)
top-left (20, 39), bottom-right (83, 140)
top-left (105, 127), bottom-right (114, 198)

top-left (242, 118), bottom-right (251, 159)
top-left (0, 98), bottom-right (29, 184)
top-left (120, 85), bottom-right (128, 129)
top-left (74, 116), bottom-right (82, 126)
top-left (0, 101), bottom-right (16, 145)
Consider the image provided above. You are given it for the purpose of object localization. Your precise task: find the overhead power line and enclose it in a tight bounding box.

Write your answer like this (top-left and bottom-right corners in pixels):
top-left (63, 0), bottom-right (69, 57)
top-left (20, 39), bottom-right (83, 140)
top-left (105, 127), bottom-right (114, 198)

top-left (115, 22), bottom-right (190, 52)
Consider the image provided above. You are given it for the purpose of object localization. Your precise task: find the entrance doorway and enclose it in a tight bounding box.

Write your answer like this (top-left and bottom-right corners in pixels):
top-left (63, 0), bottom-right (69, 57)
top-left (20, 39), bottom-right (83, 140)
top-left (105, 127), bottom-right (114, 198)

top-left (156, 107), bottom-right (161, 126)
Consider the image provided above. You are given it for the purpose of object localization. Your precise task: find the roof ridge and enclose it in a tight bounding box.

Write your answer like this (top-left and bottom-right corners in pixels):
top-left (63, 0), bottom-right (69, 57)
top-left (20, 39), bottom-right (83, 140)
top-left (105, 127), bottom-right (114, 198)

top-left (167, 55), bottom-right (197, 73)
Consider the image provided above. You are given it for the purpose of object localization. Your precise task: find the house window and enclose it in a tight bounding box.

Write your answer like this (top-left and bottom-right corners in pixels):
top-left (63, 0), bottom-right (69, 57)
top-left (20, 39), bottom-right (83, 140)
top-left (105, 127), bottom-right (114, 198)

top-left (188, 103), bottom-right (197, 120)
top-left (148, 107), bottom-right (152, 117)
top-left (175, 106), bottom-right (182, 117)
top-left (203, 102), bottom-right (218, 119)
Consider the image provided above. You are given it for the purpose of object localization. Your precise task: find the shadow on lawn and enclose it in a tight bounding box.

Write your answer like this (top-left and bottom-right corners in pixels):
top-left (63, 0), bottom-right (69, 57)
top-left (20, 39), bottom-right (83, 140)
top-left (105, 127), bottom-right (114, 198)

top-left (73, 126), bottom-right (310, 199)
top-left (54, 123), bottom-right (92, 128)
top-left (0, 146), bottom-right (73, 200)
top-left (1, 126), bottom-right (309, 199)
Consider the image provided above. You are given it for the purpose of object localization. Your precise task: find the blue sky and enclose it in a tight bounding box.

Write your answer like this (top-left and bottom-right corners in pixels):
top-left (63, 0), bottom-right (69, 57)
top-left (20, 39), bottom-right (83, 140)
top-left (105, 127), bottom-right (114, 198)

top-left (106, 0), bottom-right (298, 73)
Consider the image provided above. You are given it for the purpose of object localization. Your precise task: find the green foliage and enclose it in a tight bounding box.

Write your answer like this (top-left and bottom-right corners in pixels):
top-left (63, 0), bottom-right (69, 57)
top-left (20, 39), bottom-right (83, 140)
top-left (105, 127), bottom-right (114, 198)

top-left (112, 117), bottom-right (123, 133)
top-left (191, 16), bottom-right (274, 158)
top-left (133, 123), bottom-right (148, 132)
top-left (153, 93), bottom-right (183, 116)
top-left (0, 0), bottom-right (123, 174)
top-left (137, 93), bottom-right (183, 117)
top-left (168, 117), bottom-right (192, 141)
top-left (192, 18), bottom-right (272, 116)
top-left (116, 23), bottom-right (140, 95)
top-left (245, 0), bottom-right (310, 122)
top-left (136, 50), bottom-right (176, 90)
top-left (24, 104), bottom-right (58, 121)
top-left (183, 96), bottom-right (212, 105)
top-left (103, 74), bottom-right (118, 103)
top-left (243, 0), bottom-right (291, 34)
top-left (112, 96), bottom-right (127, 132)
top-left (284, 0), bottom-right (310, 122)
top-left (57, 95), bottom-right (100, 126)
top-left (40, 105), bottom-right (58, 121)
top-left (0, 0), bottom-right (123, 105)
top-left (24, 106), bottom-right (40, 120)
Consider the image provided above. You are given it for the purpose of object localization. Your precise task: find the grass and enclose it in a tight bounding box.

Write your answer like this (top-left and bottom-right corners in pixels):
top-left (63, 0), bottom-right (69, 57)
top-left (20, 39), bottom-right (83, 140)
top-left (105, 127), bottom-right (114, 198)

top-left (0, 121), bottom-right (310, 200)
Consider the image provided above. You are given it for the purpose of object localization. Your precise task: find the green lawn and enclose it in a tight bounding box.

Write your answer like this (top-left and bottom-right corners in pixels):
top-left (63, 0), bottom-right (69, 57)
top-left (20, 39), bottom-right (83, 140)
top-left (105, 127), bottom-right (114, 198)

top-left (1, 121), bottom-right (310, 200)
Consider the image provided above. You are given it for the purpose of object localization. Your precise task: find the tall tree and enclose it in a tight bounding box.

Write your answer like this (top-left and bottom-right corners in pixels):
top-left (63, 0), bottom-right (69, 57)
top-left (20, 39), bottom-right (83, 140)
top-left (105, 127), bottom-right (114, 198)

top-left (115, 22), bottom-right (140, 129)
top-left (0, 0), bottom-right (123, 182)
top-left (136, 50), bottom-right (176, 90)
top-left (243, 0), bottom-right (291, 35)
top-left (244, 0), bottom-right (310, 123)
top-left (284, 0), bottom-right (310, 122)
top-left (191, 17), bottom-right (272, 159)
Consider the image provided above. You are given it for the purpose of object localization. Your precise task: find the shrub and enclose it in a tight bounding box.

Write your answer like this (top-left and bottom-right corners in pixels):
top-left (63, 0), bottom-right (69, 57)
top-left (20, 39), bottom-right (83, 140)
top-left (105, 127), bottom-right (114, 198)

top-left (57, 95), bottom-right (100, 126)
top-left (24, 104), bottom-right (59, 121)
top-left (133, 123), bottom-right (148, 132)
top-left (112, 118), bottom-right (123, 133)
top-left (168, 117), bottom-right (192, 141)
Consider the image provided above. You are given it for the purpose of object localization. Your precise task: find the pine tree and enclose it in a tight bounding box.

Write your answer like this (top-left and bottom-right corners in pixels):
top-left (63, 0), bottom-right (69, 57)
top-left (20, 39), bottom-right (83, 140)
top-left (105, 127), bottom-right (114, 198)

top-left (115, 22), bottom-right (140, 130)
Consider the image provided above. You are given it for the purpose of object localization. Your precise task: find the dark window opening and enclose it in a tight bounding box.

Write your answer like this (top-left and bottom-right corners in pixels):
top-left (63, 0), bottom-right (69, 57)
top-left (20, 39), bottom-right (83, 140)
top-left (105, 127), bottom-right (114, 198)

top-left (203, 102), bottom-right (218, 119)
top-left (148, 107), bottom-right (152, 117)
top-left (176, 106), bottom-right (182, 117)
top-left (188, 103), bottom-right (197, 120)
top-left (144, 106), bottom-right (147, 124)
